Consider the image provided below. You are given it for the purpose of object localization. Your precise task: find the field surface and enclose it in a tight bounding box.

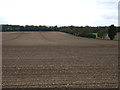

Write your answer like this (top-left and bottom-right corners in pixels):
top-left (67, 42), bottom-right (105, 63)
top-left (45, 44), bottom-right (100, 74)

top-left (2, 31), bottom-right (118, 88)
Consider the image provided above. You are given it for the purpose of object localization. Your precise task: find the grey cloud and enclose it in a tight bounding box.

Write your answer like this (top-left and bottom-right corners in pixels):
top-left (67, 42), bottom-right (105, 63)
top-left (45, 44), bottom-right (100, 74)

top-left (93, 19), bottom-right (117, 26)
top-left (99, 1), bottom-right (116, 5)
top-left (102, 13), bottom-right (117, 20)
top-left (96, 0), bottom-right (118, 10)
top-left (100, 12), bottom-right (118, 26)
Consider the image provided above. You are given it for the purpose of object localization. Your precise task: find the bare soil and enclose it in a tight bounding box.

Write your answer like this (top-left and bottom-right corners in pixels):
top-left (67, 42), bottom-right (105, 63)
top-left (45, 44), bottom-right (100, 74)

top-left (2, 31), bottom-right (118, 88)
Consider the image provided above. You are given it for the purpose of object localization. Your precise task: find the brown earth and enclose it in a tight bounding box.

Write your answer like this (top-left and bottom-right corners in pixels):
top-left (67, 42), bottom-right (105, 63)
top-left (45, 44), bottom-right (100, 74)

top-left (2, 31), bottom-right (118, 88)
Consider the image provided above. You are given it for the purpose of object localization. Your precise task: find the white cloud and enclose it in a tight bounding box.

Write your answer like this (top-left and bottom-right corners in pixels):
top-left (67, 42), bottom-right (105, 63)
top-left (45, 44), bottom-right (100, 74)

top-left (0, 0), bottom-right (119, 26)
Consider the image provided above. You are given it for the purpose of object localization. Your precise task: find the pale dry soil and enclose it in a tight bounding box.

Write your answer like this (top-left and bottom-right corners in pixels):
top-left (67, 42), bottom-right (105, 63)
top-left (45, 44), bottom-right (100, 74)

top-left (2, 32), bottom-right (118, 88)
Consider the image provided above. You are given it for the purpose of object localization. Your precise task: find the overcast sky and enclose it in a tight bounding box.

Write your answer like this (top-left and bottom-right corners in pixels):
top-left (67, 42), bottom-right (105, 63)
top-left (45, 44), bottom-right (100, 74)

top-left (0, 0), bottom-right (119, 26)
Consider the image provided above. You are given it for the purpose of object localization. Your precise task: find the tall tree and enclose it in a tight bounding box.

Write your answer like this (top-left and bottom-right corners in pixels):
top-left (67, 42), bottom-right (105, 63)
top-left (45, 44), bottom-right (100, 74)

top-left (108, 25), bottom-right (117, 40)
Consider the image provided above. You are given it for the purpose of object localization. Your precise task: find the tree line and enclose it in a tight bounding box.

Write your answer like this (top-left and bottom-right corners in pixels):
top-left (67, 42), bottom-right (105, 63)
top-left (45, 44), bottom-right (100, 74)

top-left (2, 24), bottom-right (119, 40)
top-left (2, 25), bottom-right (58, 31)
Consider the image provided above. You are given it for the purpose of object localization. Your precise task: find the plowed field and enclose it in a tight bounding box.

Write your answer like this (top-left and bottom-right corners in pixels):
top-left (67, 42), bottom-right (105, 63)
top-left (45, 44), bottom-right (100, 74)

top-left (2, 32), bottom-right (118, 89)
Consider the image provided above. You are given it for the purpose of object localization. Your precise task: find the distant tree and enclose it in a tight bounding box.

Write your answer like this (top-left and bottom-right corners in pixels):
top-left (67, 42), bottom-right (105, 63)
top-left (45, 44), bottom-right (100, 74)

top-left (97, 28), bottom-right (108, 39)
top-left (81, 26), bottom-right (91, 34)
top-left (108, 24), bottom-right (117, 40)
top-left (54, 25), bottom-right (58, 31)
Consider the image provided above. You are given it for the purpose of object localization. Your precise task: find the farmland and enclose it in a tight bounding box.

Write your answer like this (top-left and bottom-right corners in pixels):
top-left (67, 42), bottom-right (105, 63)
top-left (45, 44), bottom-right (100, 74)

top-left (2, 31), bottom-right (118, 89)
